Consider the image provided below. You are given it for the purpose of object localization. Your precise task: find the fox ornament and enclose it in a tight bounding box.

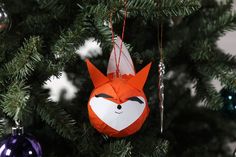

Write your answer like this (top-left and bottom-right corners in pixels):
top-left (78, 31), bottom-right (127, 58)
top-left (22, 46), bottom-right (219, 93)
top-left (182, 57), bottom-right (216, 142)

top-left (86, 37), bottom-right (151, 137)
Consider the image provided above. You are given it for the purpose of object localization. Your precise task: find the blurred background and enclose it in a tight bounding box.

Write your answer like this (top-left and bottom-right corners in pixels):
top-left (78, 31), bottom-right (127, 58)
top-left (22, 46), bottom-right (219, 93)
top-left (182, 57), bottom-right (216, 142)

top-left (1, 0), bottom-right (236, 156)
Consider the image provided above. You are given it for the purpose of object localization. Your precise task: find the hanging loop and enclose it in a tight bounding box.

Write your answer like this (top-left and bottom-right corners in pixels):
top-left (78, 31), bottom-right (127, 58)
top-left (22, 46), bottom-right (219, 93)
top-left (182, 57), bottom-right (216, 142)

top-left (14, 107), bottom-right (21, 127)
top-left (15, 119), bottom-right (20, 127)
top-left (109, 0), bottom-right (128, 77)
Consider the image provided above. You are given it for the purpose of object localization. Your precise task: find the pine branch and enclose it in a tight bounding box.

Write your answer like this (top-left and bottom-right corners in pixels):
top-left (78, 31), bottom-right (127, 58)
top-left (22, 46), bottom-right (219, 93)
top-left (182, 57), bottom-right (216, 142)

top-left (51, 19), bottom-right (86, 72)
top-left (83, 16), bottom-right (134, 53)
top-left (215, 48), bottom-right (236, 69)
top-left (0, 119), bottom-right (6, 137)
top-left (3, 36), bottom-right (42, 80)
top-left (84, 0), bottom-right (200, 23)
top-left (101, 140), bottom-right (132, 157)
top-left (195, 76), bottom-right (223, 109)
top-left (36, 101), bottom-right (79, 141)
top-left (83, 17), bottom-right (112, 51)
top-left (84, 3), bottom-right (109, 20)
top-left (210, 0), bottom-right (234, 15)
top-left (0, 117), bottom-right (11, 138)
top-left (129, 0), bottom-right (199, 19)
top-left (126, 0), bottom-right (157, 20)
top-left (0, 81), bottom-right (30, 121)
top-left (190, 41), bottom-right (236, 90)
top-left (190, 40), bottom-right (214, 61)
top-left (37, 15), bottom-right (87, 82)
top-left (52, 29), bottom-right (79, 61)
top-left (36, 0), bottom-right (66, 18)
top-left (201, 62), bottom-right (236, 90)
top-left (23, 14), bottom-right (52, 33)
top-left (202, 12), bottom-right (236, 39)
top-left (83, 0), bottom-right (156, 21)
top-left (159, 0), bottom-right (201, 16)
top-left (143, 140), bottom-right (169, 157)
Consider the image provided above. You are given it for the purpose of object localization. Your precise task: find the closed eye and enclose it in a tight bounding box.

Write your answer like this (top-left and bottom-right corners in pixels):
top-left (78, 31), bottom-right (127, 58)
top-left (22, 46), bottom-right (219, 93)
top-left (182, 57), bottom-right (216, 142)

top-left (128, 97), bottom-right (144, 104)
top-left (95, 93), bottom-right (113, 98)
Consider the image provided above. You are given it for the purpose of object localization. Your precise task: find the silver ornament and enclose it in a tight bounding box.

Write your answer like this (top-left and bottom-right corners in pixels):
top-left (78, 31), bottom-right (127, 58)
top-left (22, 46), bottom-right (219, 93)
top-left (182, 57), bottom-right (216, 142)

top-left (0, 4), bottom-right (10, 33)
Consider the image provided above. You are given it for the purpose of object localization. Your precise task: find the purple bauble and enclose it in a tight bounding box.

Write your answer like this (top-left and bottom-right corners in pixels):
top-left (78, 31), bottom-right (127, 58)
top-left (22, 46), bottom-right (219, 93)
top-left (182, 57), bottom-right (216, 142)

top-left (0, 127), bottom-right (42, 157)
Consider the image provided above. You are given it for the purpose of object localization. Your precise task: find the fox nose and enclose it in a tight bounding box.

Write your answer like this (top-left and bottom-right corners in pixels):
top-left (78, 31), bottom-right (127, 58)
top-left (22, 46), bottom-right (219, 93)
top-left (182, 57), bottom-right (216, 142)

top-left (117, 105), bottom-right (122, 110)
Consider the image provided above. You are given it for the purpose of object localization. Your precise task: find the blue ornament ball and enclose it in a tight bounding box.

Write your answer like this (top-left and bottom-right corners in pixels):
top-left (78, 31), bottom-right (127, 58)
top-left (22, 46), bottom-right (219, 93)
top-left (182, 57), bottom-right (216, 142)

top-left (0, 127), bottom-right (42, 157)
top-left (221, 88), bottom-right (236, 112)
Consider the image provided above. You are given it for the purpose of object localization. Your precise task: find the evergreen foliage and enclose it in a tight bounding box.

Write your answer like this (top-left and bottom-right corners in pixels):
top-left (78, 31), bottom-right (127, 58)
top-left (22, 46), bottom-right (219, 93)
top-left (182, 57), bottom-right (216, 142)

top-left (0, 0), bottom-right (236, 156)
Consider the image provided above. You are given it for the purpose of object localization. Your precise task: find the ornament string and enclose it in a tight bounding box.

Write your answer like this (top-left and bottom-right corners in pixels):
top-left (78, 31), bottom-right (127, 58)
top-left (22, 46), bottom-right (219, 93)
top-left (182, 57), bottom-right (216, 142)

top-left (158, 23), bottom-right (165, 133)
top-left (14, 107), bottom-right (21, 127)
top-left (109, 0), bottom-right (129, 77)
top-left (117, 0), bottom-right (128, 74)
top-left (158, 24), bottom-right (163, 62)
top-left (109, 11), bottom-right (119, 74)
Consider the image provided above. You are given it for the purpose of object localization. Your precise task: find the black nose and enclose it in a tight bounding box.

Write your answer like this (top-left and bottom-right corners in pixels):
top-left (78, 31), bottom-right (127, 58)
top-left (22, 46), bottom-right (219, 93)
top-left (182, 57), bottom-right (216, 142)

top-left (117, 105), bottom-right (122, 110)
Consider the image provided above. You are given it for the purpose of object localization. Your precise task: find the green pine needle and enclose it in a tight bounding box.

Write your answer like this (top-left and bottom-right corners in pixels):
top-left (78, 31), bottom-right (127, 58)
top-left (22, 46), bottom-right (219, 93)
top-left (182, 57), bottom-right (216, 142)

top-left (36, 101), bottom-right (80, 141)
top-left (101, 140), bottom-right (132, 157)
top-left (3, 36), bottom-right (42, 80)
top-left (0, 81), bottom-right (30, 121)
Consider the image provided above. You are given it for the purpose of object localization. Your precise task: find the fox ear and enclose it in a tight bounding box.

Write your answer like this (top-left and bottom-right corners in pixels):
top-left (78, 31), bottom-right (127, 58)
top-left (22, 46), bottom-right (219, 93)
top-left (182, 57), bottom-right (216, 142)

top-left (127, 63), bottom-right (152, 90)
top-left (86, 59), bottom-right (109, 88)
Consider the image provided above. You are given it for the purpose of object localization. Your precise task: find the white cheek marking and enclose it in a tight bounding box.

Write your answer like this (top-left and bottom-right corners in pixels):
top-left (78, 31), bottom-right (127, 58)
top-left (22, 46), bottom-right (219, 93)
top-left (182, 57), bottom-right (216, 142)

top-left (89, 96), bottom-right (146, 131)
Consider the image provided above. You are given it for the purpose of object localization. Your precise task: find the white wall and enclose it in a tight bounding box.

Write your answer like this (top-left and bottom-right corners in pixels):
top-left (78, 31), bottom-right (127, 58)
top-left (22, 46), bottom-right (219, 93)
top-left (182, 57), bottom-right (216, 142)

top-left (214, 0), bottom-right (236, 91)
top-left (217, 0), bottom-right (236, 55)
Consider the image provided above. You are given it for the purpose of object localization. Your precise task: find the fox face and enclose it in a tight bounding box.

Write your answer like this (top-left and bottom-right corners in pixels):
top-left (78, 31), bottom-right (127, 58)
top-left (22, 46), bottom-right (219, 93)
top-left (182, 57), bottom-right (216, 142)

top-left (86, 60), bottom-right (151, 137)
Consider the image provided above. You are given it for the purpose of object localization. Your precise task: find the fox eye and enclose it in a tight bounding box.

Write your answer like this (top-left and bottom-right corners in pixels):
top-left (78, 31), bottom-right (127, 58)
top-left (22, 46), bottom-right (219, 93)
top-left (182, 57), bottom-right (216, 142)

top-left (95, 93), bottom-right (113, 98)
top-left (128, 97), bottom-right (144, 104)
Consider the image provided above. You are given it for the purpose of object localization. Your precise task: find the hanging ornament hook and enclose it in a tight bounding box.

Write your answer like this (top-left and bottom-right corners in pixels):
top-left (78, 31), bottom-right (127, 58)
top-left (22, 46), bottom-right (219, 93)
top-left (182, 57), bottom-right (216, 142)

top-left (12, 107), bottom-right (24, 135)
top-left (15, 119), bottom-right (20, 127)
top-left (14, 107), bottom-right (21, 128)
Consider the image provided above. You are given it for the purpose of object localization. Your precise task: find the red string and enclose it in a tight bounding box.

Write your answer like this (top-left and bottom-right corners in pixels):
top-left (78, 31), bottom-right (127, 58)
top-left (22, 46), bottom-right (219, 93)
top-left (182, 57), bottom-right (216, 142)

top-left (110, 0), bottom-right (128, 77)
top-left (117, 0), bottom-right (128, 74)
top-left (109, 11), bottom-right (119, 74)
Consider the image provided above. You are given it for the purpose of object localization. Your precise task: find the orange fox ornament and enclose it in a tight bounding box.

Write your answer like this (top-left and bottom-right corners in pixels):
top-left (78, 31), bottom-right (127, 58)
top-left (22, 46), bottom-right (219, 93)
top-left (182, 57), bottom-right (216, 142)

top-left (86, 37), bottom-right (151, 137)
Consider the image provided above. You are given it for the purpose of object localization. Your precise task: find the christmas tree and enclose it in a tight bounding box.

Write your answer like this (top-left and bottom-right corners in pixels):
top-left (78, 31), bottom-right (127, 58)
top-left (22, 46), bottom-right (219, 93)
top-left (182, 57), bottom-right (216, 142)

top-left (0, 0), bottom-right (236, 156)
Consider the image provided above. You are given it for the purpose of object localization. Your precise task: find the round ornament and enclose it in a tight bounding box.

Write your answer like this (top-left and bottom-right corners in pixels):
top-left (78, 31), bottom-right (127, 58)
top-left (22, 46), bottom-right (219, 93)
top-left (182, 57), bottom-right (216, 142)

top-left (221, 88), bottom-right (236, 113)
top-left (0, 4), bottom-right (10, 33)
top-left (0, 126), bottom-right (42, 157)
top-left (233, 147), bottom-right (236, 157)
top-left (86, 37), bottom-right (151, 137)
